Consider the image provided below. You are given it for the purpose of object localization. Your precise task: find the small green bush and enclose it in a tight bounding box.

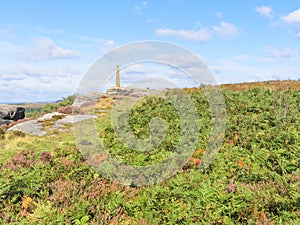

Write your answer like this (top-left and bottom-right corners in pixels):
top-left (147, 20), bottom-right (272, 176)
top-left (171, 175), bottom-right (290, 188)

top-left (0, 125), bottom-right (7, 139)
top-left (43, 95), bottom-right (75, 113)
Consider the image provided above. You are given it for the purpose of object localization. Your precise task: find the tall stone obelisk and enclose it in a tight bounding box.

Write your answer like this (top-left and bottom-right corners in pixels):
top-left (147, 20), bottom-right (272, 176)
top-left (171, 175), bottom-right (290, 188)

top-left (116, 65), bottom-right (120, 88)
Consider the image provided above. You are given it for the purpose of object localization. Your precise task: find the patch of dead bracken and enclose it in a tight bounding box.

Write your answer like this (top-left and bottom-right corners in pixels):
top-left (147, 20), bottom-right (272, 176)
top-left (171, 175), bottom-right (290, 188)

top-left (184, 80), bottom-right (300, 93)
top-left (221, 80), bottom-right (300, 92)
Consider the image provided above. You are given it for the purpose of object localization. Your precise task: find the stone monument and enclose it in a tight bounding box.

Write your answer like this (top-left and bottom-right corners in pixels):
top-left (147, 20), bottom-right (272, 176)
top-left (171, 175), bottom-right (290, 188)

top-left (116, 65), bottom-right (120, 88)
top-left (106, 65), bottom-right (127, 95)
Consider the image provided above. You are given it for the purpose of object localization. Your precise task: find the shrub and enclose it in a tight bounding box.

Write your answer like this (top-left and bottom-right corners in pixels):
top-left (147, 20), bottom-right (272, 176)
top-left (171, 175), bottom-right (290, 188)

top-left (0, 125), bottom-right (7, 139)
top-left (43, 95), bottom-right (75, 113)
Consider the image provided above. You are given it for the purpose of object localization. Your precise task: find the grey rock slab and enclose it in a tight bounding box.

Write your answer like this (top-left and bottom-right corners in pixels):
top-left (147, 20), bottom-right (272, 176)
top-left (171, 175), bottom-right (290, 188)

top-left (52, 115), bottom-right (97, 129)
top-left (37, 112), bottom-right (65, 121)
top-left (8, 120), bottom-right (47, 136)
top-left (8, 113), bottom-right (97, 136)
top-left (73, 93), bottom-right (101, 107)
top-left (0, 120), bottom-right (10, 125)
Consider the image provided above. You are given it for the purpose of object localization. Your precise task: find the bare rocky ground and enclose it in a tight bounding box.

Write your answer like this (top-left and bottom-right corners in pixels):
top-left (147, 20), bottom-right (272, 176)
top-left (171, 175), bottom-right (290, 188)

top-left (7, 112), bottom-right (97, 136)
top-left (5, 87), bottom-right (167, 137)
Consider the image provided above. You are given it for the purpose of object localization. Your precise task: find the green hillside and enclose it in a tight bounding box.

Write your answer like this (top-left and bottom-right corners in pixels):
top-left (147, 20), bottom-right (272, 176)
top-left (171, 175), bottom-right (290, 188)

top-left (0, 82), bottom-right (299, 224)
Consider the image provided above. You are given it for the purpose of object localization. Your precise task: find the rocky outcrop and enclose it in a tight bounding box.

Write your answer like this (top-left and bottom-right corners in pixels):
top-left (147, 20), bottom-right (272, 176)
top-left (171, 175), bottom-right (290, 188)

top-left (0, 105), bottom-right (25, 125)
top-left (0, 120), bottom-right (10, 126)
top-left (8, 112), bottom-right (97, 136)
top-left (106, 87), bottom-right (151, 97)
top-left (73, 88), bottom-right (157, 108)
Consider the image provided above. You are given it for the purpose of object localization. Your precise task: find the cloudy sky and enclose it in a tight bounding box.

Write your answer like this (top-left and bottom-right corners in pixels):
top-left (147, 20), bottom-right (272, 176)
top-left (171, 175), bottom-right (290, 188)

top-left (0, 0), bottom-right (300, 102)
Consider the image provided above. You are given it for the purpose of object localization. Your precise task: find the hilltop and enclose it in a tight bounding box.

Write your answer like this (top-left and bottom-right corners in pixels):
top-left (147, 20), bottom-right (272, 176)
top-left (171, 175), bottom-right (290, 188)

top-left (0, 80), bottom-right (299, 224)
top-left (221, 80), bottom-right (300, 91)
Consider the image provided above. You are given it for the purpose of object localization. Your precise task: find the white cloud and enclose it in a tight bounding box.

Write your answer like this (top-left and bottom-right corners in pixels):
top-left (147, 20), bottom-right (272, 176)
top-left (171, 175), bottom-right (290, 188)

top-left (134, 1), bottom-right (148, 15)
top-left (0, 41), bottom-right (22, 54)
top-left (20, 63), bottom-right (80, 78)
top-left (101, 40), bottom-right (115, 54)
top-left (211, 56), bottom-right (300, 84)
top-left (134, 5), bottom-right (143, 15)
top-left (0, 25), bottom-right (15, 39)
top-left (264, 45), bottom-right (298, 60)
top-left (122, 62), bottom-right (198, 88)
top-left (123, 63), bottom-right (149, 75)
top-left (155, 53), bottom-right (205, 68)
top-left (142, 1), bottom-right (147, 8)
top-left (0, 27), bottom-right (5, 33)
top-left (36, 26), bottom-right (64, 34)
top-left (146, 17), bottom-right (161, 24)
top-left (0, 64), bottom-right (81, 83)
top-left (0, 64), bottom-right (82, 103)
top-left (155, 28), bottom-right (211, 42)
top-left (280, 8), bottom-right (300, 24)
top-left (155, 21), bottom-right (240, 42)
top-left (0, 68), bottom-right (26, 81)
top-left (23, 37), bottom-right (80, 61)
top-left (279, 9), bottom-right (300, 38)
top-left (254, 5), bottom-right (273, 18)
top-left (78, 36), bottom-right (115, 54)
top-left (0, 76), bottom-right (79, 103)
top-left (212, 21), bottom-right (240, 38)
top-left (215, 11), bottom-right (223, 18)
top-left (98, 62), bottom-right (200, 91)
top-left (232, 54), bottom-right (251, 61)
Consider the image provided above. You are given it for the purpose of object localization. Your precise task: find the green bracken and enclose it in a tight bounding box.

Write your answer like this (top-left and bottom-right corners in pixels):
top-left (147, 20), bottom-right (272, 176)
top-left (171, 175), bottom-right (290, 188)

top-left (0, 86), bottom-right (299, 224)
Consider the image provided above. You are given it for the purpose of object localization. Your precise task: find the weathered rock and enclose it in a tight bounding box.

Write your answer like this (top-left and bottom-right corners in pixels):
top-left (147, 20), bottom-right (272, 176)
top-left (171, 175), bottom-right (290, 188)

top-left (7, 118), bottom-right (31, 128)
top-left (0, 120), bottom-right (10, 126)
top-left (37, 112), bottom-right (65, 121)
top-left (106, 87), bottom-right (150, 97)
top-left (8, 112), bottom-right (97, 136)
top-left (51, 115), bottom-right (97, 129)
top-left (8, 120), bottom-right (47, 136)
top-left (73, 93), bottom-right (101, 107)
top-left (0, 105), bottom-right (25, 121)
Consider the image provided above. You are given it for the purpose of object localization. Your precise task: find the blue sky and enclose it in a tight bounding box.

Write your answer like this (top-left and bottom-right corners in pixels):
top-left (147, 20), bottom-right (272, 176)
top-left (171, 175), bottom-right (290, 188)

top-left (0, 0), bottom-right (300, 102)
